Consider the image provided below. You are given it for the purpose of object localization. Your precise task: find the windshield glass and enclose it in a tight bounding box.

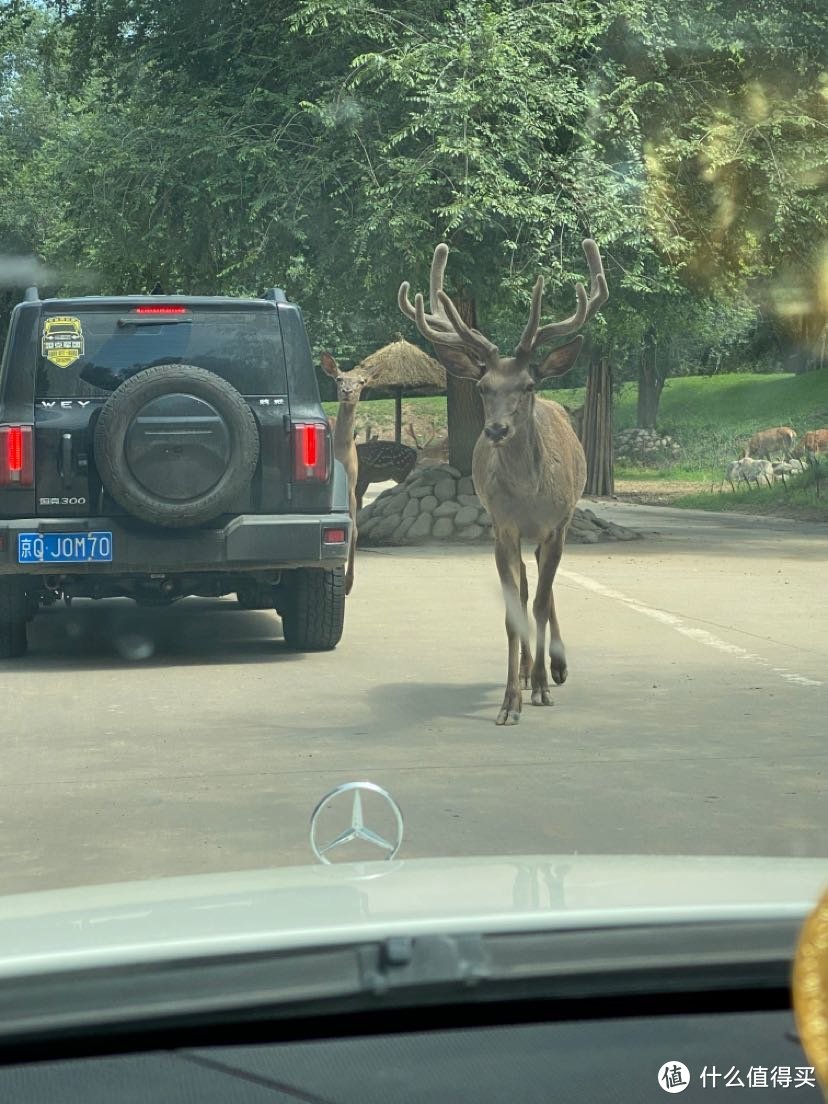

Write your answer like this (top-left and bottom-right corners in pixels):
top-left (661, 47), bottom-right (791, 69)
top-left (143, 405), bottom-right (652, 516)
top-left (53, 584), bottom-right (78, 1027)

top-left (0, 1), bottom-right (825, 921)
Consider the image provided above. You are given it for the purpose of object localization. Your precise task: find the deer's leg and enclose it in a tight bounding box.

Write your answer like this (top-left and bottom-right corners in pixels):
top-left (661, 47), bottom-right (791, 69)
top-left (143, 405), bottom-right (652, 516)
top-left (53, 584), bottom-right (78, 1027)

top-left (494, 532), bottom-right (527, 726)
top-left (531, 527), bottom-right (567, 702)
top-left (519, 559), bottom-right (533, 689)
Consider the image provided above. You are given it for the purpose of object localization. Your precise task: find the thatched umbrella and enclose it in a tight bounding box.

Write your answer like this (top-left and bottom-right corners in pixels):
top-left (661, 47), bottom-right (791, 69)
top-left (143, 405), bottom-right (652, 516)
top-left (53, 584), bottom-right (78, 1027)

top-left (358, 337), bottom-right (447, 442)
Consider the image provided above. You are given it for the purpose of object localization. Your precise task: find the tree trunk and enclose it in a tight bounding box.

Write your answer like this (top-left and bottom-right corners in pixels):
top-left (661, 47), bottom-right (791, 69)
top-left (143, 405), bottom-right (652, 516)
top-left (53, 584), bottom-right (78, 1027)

top-left (439, 294), bottom-right (484, 475)
top-left (637, 324), bottom-right (664, 428)
top-left (582, 350), bottom-right (614, 496)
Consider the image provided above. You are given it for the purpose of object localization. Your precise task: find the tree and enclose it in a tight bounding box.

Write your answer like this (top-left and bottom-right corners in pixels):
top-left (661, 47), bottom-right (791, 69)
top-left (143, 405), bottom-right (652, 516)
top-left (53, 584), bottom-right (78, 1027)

top-left (3, 0), bottom-right (824, 446)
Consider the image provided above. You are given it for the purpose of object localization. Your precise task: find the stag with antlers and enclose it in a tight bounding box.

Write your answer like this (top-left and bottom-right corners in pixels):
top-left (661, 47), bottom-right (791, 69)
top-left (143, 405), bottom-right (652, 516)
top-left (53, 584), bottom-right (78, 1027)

top-left (399, 240), bottom-right (607, 725)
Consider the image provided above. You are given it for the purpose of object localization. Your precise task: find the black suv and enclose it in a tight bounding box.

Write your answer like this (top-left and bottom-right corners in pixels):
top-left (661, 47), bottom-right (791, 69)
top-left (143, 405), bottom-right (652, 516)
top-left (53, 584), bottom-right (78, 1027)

top-left (0, 288), bottom-right (351, 658)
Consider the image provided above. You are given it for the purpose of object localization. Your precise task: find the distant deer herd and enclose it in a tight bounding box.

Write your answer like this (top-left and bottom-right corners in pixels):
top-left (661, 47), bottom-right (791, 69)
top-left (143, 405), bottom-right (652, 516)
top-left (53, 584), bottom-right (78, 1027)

top-left (719, 426), bottom-right (827, 492)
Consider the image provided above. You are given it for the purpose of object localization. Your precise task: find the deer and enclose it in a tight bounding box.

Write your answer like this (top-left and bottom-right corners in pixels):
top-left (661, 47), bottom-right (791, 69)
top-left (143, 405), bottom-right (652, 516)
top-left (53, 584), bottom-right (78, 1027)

top-left (747, 426), bottom-right (797, 460)
top-left (793, 428), bottom-right (828, 460)
top-left (399, 239), bottom-right (608, 725)
top-left (354, 439), bottom-right (417, 511)
top-left (320, 352), bottom-right (380, 595)
top-left (405, 422), bottom-right (450, 464)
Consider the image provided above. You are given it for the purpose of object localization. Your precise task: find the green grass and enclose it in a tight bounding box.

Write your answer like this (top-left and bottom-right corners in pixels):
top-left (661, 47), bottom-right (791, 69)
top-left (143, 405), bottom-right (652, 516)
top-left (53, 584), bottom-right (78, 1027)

top-left (673, 462), bottom-right (826, 520)
top-left (612, 371), bottom-right (828, 476)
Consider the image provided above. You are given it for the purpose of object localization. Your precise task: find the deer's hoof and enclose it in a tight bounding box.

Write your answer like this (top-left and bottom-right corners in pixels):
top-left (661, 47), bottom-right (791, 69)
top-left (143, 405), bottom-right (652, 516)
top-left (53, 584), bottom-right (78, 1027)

top-left (496, 709), bottom-right (521, 726)
top-left (531, 688), bottom-right (553, 706)
top-left (549, 642), bottom-right (567, 685)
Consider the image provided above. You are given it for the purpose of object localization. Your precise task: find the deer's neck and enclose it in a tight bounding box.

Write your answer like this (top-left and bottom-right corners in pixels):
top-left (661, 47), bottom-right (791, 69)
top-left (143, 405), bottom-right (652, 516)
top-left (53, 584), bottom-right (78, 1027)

top-left (333, 403), bottom-right (357, 459)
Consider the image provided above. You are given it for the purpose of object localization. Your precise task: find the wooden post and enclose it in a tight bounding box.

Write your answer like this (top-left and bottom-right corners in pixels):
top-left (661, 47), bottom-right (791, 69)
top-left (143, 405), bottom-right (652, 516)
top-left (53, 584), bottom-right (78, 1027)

top-left (583, 351), bottom-right (614, 496)
top-left (394, 389), bottom-right (402, 443)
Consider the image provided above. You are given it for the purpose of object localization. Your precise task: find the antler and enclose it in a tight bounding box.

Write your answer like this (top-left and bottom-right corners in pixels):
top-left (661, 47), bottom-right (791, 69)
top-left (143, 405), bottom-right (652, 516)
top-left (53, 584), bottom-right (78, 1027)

top-left (515, 239), bottom-right (608, 361)
top-left (399, 244), bottom-right (497, 376)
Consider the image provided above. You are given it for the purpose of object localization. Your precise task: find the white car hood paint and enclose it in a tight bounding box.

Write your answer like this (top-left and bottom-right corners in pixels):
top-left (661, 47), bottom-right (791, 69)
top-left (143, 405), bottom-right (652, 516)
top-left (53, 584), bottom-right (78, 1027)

top-left (0, 855), bottom-right (824, 978)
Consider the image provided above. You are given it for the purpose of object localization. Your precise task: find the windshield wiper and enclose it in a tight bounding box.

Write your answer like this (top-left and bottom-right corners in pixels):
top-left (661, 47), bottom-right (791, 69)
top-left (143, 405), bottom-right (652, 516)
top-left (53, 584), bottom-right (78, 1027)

top-left (0, 920), bottom-right (797, 1053)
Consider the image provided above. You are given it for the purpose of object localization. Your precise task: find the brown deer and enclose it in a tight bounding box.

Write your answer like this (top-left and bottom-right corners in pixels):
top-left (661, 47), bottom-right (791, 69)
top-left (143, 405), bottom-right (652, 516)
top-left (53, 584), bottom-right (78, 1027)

top-left (399, 240), bottom-right (607, 725)
top-left (320, 352), bottom-right (379, 595)
top-left (793, 428), bottom-right (828, 459)
top-left (747, 426), bottom-right (797, 460)
top-left (354, 440), bottom-right (417, 511)
top-left (405, 422), bottom-right (450, 463)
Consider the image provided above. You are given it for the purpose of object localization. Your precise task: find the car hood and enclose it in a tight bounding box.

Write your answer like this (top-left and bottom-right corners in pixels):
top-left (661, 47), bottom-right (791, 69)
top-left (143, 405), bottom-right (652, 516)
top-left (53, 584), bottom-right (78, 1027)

top-left (0, 855), bottom-right (824, 978)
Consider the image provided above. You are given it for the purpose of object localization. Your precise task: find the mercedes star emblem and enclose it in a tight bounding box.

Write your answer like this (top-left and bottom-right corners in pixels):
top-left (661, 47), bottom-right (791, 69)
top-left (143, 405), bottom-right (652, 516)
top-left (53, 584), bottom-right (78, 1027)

top-left (310, 781), bottom-right (404, 864)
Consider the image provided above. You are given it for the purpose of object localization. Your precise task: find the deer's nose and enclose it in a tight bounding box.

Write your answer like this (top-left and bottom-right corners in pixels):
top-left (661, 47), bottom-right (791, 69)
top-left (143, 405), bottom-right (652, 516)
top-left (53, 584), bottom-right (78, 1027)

top-left (484, 423), bottom-right (508, 443)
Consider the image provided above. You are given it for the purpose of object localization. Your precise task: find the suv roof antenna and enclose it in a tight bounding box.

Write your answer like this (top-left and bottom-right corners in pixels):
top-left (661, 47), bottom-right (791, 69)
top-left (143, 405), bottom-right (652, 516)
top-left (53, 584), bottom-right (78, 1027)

top-left (263, 288), bottom-right (287, 304)
top-left (24, 286), bottom-right (39, 302)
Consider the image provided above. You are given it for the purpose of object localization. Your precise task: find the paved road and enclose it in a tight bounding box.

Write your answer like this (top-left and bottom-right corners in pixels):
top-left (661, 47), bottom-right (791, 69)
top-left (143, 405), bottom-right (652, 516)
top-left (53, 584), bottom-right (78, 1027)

top-left (1, 497), bottom-right (826, 893)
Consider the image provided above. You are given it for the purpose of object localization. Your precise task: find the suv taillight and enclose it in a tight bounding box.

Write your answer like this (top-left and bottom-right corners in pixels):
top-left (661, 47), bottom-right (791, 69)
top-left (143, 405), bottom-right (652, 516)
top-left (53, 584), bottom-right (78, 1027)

top-left (0, 425), bottom-right (34, 487)
top-left (292, 422), bottom-right (329, 481)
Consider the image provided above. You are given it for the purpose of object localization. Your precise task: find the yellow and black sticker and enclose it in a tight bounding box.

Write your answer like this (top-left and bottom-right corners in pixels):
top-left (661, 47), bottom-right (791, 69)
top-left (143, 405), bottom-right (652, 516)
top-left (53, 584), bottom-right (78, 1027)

top-left (41, 315), bottom-right (85, 369)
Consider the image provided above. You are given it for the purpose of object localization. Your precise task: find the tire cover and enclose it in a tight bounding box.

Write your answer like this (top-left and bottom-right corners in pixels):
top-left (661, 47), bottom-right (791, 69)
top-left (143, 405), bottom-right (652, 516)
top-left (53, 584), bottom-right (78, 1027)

top-left (94, 364), bottom-right (260, 528)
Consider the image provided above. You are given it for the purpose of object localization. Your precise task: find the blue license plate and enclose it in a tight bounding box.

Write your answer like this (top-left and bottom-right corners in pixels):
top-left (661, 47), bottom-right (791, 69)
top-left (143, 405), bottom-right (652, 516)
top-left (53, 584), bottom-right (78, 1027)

top-left (18, 531), bottom-right (113, 564)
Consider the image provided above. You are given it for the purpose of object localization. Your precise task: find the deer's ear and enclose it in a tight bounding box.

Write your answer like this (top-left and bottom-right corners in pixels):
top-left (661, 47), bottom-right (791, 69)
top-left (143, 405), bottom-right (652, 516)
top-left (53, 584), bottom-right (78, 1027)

top-left (321, 352), bottom-right (339, 378)
top-left (533, 336), bottom-right (584, 382)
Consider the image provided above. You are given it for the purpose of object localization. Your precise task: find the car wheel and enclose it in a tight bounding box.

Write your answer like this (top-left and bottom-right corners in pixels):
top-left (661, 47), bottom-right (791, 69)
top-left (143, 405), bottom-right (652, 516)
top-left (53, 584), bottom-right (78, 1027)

top-left (0, 579), bottom-right (28, 658)
top-left (279, 567), bottom-right (345, 651)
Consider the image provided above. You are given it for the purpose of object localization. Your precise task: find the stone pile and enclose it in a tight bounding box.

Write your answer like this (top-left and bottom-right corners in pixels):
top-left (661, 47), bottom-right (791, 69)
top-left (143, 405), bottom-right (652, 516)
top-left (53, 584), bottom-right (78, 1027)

top-left (615, 427), bottom-right (681, 464)
top-left (357, 464), bottom-right (640, 546)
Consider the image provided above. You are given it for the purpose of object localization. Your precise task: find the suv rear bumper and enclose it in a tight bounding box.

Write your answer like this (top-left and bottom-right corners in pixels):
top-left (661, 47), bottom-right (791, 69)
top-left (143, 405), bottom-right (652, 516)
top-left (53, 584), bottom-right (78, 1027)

top-left (0, 512), bottom-right (352, 575)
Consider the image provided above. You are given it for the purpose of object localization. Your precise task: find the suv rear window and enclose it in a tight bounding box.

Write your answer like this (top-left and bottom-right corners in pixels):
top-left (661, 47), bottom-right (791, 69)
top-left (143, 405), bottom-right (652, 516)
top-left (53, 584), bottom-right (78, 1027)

top-left (35, 306), bottom-right (288, 399)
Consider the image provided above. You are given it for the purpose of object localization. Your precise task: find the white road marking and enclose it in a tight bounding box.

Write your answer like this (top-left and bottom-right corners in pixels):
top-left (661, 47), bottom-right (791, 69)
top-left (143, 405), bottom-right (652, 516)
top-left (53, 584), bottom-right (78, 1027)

top-left (560, 569), bottom-right (823, 688)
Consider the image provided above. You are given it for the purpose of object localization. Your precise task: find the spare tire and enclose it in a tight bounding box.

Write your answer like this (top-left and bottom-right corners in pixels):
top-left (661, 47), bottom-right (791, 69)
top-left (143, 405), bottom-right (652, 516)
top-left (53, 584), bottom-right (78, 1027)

top-left (94, 364), bottom-right (260, 528)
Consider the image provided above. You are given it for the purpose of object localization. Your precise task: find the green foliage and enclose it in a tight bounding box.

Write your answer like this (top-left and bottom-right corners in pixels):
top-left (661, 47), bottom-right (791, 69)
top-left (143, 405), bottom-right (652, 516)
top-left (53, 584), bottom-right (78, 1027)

top-left (0, 0), bottom-right (825, 376)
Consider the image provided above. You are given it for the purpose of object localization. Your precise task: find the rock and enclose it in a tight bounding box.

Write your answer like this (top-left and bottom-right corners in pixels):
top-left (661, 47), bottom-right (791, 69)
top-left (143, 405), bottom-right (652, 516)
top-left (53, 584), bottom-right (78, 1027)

top-left (408, 513), bottom-right (433, 540)
top-left (412, 468), bottom-right (444, 485)
top-left (442, 466), bottom-right (462, 479)
top-left (434, 501), bottom-right (461, 517)
top-left (458, 475), bottom-right (475, 496)
top-left (373, 515), bottom-right (400, 541)
top-left (410, 484), bottom-right (435, 498)
top-left (402, 498), bottom-right (420, 519)
top-left (383, 494), bottom-right (406, 516)
top-left (393, 516), bottom-right (416, 540)
top-left (575, 530), bottom-right (599, 544)
top-left (433, 479), bottom-right (457, 502)
top-left (458, 524), bottom-right (485, 540)
top-left (433, 517), bottom-right (455, 539)
top-left (457, 493), bottom-right (481, 508)
top-left (420, 494), bottom-right (438, 513)
top-left (454, 504), bottom-right (480, 527)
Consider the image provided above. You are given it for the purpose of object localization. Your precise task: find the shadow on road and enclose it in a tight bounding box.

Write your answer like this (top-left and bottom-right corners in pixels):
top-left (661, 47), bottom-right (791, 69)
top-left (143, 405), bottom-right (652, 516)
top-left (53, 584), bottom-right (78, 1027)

top-left (8, 597), bottom-right (306, 670)
top-left (367, 679), bottom-right (509, 726)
